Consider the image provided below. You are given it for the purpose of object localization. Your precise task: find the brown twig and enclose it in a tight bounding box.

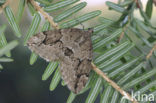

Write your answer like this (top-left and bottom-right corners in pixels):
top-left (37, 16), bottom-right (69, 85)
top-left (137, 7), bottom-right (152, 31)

top-left (118, 0), bottom-right (141, 42)
top-left (117, 30), bottom-right (125, 43)
top-left (117, 20), bottom-right (129, 43)
top-left (0, 0), bottom-right (10, 14)
top-left (91, 63), bottom-right (138, 103)
top-left (29, 0), bottom-right (59, 29)
top-left (134, 0), bottom-right (141, 8)
top-left (146, 44), bottom-right (156, 59)
top-left (29, 0), bottom-right (138, 102)
top-left (153, 0), bottom-right (156, 6)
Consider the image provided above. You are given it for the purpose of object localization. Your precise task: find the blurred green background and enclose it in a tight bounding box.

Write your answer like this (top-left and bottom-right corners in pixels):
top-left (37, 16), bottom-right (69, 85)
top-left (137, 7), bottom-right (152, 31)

top-left (0, 0), bottom-right (156, 103)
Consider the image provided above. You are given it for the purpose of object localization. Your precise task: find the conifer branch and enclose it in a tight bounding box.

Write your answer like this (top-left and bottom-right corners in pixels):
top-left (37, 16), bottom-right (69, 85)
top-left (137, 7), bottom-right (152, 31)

top-left (29, 0), bottom-right (59, 29)
top-left (117, 23), bottom-right (129, 43)
top-left (146, 44), bottom-right (156, 59)
top-left (153, 0), bottom-right (156, 6)
top-left (117, 30), bottom-right (124, 43)
top-left (135, 0), bottom-right (141, 8)
top-left (0, 0), bottom-right (10, 14)
top-left (29, 1), bottom-right (138, 102)
top-left (91, 62), bottom-right (138, 103)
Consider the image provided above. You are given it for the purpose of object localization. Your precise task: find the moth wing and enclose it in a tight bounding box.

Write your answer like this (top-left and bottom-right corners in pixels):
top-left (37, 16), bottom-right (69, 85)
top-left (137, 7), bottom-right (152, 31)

top-left (27, 30), bottom-right (63, 61)
top-left (60, 57), bottom-right (91, 94)
top-left (60, 28), bottom-right (93, 60)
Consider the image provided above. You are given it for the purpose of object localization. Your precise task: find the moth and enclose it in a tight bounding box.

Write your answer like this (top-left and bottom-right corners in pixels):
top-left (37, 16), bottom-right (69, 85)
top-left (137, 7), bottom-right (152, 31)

top-left (27, 28), bottom-right (93, 94)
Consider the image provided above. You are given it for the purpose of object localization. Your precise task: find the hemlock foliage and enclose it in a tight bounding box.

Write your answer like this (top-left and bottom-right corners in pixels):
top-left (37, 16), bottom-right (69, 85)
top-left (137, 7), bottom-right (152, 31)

top-left (0, 0), bottom-right (156, 102)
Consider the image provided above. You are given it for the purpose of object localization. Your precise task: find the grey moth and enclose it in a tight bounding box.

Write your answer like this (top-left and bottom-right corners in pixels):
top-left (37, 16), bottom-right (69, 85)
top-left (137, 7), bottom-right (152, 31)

top-left (27, 28), bottom-right (93, 94)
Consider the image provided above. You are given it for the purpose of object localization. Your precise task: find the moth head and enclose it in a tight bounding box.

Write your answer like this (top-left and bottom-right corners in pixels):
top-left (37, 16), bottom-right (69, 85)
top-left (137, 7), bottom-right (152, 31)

top-left (87, 28), bottom-right (94, 34)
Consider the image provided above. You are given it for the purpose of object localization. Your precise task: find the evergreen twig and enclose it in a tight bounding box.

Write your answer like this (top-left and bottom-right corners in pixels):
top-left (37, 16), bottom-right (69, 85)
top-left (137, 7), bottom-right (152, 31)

top-left (29, 1), bottom-right (139, 102)
top-left (146, 44), bottom-right (156, 59)
top-left (91, 62), bottom-right (138, 103)
top-left (29, 0), bottom-right (59, 29)
top-left (0, 0), bottom-right (10, 14)
top-left (153, 0), bottom-right (156, 6)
